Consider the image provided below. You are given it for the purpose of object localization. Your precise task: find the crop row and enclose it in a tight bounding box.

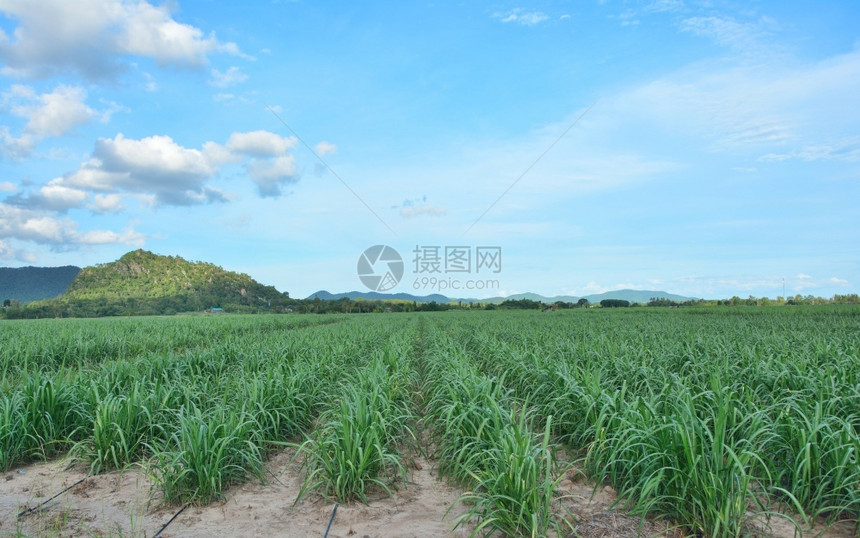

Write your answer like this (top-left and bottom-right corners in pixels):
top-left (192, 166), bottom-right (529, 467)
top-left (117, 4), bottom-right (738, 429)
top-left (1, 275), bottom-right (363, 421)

top-left (1, 316), bottom-right (394, 505)
top-left (422, 321), bottom-right (568, 536)
top-left (451, 309), bottom-right (859, 536)
top-left (2, 307), bottom-right (857, 537)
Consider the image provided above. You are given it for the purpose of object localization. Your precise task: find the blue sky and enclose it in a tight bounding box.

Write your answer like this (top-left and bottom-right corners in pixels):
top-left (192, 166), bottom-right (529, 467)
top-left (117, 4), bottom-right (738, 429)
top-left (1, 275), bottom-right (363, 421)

top-left (0, 0), bottom-right (857, 300)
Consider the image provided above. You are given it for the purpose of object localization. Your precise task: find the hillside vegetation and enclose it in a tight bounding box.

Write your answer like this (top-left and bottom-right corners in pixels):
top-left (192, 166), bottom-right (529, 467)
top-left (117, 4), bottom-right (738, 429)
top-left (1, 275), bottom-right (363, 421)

top-left (0, 266), bottom-right (81, 304)
top-left (4, 250), bottom-right (290, 318)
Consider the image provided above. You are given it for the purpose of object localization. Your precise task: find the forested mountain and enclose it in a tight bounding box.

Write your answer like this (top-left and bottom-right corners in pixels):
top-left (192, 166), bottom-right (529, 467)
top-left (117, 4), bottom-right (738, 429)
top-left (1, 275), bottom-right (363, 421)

top-left (0, 266), bottom-right (81, 303)
top-left (4, 250), bottom-right (291, 318)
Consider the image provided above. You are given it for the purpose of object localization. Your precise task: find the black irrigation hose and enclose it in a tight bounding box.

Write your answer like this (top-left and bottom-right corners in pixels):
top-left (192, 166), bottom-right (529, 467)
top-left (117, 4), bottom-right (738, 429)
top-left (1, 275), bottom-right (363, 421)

top-left (17, 477), bottom-right (87, 518)
top-left (153, 502), bottom-right (189, 538)
top-left (323, 503), bottom-right (339, 538)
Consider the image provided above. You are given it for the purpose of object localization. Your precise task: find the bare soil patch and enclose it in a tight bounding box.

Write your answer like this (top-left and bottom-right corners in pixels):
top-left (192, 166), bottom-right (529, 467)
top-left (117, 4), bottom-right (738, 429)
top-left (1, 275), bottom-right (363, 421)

top-left (1, 454), bottom-right (855, 537)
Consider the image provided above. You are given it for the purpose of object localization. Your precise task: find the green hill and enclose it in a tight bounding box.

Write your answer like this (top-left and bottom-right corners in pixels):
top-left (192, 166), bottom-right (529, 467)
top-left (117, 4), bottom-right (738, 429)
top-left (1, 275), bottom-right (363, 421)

top-left (0, 265), bottom-right (81, 303)
top-left (6, 250), bottom-right (291, 318)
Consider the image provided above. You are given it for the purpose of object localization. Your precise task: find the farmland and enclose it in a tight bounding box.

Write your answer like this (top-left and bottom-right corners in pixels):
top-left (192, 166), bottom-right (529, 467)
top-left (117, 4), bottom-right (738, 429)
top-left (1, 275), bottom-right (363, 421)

top-left (1, 307), bottom-right (858, 537)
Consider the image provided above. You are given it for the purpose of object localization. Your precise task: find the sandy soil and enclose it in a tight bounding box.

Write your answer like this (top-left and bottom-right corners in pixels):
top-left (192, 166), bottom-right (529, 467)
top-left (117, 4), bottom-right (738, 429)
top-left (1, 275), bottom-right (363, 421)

top-left (1, 449), bottom-right (473, 538)
top-left (2, 452), bottom-right (856, 537)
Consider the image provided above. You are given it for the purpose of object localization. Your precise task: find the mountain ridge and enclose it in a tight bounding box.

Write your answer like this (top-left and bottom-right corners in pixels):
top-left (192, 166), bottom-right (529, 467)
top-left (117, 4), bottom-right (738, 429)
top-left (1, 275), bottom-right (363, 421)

top-left (307, 289), bottom-right (699, 304)
top-left (0, 266), bottom-right (81, 303)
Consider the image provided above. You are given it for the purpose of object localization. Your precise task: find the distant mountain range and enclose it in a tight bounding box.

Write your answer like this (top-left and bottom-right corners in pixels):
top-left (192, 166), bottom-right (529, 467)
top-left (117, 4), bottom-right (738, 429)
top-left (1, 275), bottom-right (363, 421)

top-left (0, 266), bottom-right (81, 303)
top-left (2, 250), bottom-right (698, 317)
top-left (307, 289), bottom-right (698, 304)
top-left (576, 289), bottom-right (698, 304)
top-left (308, 290), bottom-right (451, 303)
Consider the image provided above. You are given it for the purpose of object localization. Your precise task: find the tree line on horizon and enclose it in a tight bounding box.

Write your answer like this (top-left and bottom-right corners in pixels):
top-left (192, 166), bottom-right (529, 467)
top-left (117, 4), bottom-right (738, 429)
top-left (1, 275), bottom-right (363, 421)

top-left (2, 292), bottom-right (857, 319)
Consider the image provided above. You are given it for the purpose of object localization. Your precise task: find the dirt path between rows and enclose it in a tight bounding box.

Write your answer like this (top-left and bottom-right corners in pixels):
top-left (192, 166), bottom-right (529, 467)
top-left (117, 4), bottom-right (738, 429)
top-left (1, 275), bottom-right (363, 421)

top-left (1, 451), bottom-right (855, 537)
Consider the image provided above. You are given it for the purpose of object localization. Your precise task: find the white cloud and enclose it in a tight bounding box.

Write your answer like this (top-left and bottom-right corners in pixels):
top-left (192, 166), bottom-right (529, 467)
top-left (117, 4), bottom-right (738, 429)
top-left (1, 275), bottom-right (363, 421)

top-left (0, 127), bottom-right (35, 159)
top-left (314, 141), bottom-right (337, 156)
top-left (759, 136), bottom-right (860, 163)
top-left (400, 204), bottom-right (446, 218)
top-left (209, 66), bottom-right (248, 87)
top-left (607, 46), bottom-right (860, 158)
top-left (24, 130), bottom-right (303, 207)
top-left (2, 177), bottom-right (89, 211)
top-left (0, 0), bottom-right (244, 79)
top-left (0, 239), bottom-right (35, 262)
top-left (16, 85), bottom-right (95, 137)
top-left (679, 15), bottom-right (777, 52)
top-left (1, 84), bottom-right (99, 158)
top-left (119, 1), bottom-right (217, 65)
top-left (492, 9), bottom-right (549, 26)
top-left (35, 179), bottom-right (89, 210)
top-left (577, 281), bottom-right (611, 295)
top-left (78, 227), bottom-right (144, 246)
top-left (201, 140), bottom-right (239, 166)
top-left (97, 134), bottom-right (214, 179)
top-left (226, 130), bottom-right (295, 157)
top-left (87, 193), bottom-right (124, 214)
top-left (62, 133), bottom-right (219, 206)
top-left (614, 0), bottom-right (684, 25)
top-left (0, 181), bottom-right (17, 192)
top-left (644, 0), bottom-right (684, 13)
top-left (142, 72), bottom-right (158, 92)
top-left (0, 201), bottom-right (142, 247)
top-left (245, 155), bottom-right (297, 197)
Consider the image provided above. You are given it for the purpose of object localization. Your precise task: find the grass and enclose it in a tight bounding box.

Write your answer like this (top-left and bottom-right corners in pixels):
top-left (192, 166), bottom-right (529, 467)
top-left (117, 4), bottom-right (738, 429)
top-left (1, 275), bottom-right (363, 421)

top-left (148, 405), bottom-right (264, 504)
top-left (295, 345), bottom-right (416, 504)
top-left (1, 308), bottom-right (857, 536)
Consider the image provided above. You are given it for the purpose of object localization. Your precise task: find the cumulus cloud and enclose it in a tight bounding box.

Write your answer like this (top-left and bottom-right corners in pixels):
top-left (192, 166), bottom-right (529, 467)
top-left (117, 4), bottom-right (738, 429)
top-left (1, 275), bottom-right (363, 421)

top-left (225, 130), bottom-right (295, 157)
top-left (493, 9), bottom-right (549, 26)
top-left (1, 84), bottom-right (100, 158)
top-left (60, 134), bottom-right (218, 205)
top-left (0, 201), bottom-right (144, 247)
top-left (0, 0), bottom-right (245, 80)
top-left (21, 130), bottom-right (302, 207)
top-left (87, 193), bottom-right (124, 214)
top-left (34, 179), bottom-right (89, 210)
top-left (245, 155), bottom-right (297, 197)
top-left (0, 181), bottom-right (17, 192)
top-left (78, 227), bottom-right (145, 245)
top-left (16, 85), bottom-right (95, 136)
top-left (96, 134), bottom-right (215, 184)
